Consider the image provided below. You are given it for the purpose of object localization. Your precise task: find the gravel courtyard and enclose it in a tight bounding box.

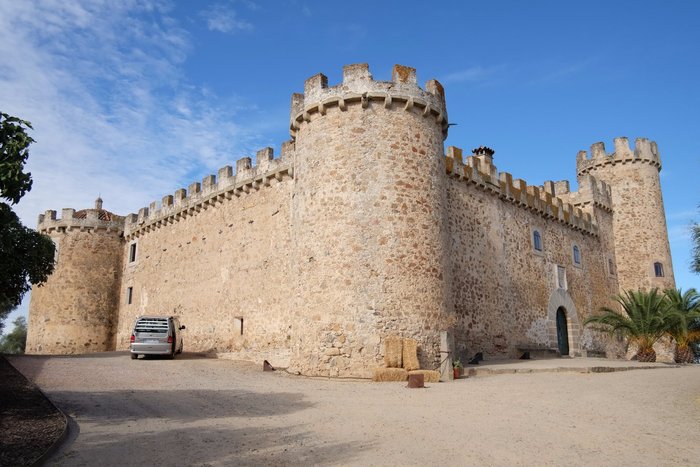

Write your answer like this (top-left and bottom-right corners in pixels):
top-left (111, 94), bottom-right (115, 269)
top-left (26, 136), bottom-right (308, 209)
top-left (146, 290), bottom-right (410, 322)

top-left (8, 353), bottom-right (700, 466)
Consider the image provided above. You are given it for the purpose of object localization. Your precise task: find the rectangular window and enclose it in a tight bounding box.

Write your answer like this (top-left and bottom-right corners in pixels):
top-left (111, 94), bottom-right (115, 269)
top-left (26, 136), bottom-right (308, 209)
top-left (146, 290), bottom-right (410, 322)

top-left (573, 246), bottom-right (581, 265)
top-left (127, 287), bottom-right (133, 305)
top-left (129, 243), bottom-right (137, 263)
top-left (608, 258), bottom-right (615, 276)
top-left (654, 262), bottom-right (664, 277)
top-left (52, 237), bottom-right (60, 263)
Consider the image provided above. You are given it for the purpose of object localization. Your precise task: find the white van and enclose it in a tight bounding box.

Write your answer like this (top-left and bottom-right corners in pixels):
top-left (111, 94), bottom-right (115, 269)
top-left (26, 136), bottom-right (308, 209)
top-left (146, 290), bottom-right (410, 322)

top-left (129, 316), bottom-right (185, 359)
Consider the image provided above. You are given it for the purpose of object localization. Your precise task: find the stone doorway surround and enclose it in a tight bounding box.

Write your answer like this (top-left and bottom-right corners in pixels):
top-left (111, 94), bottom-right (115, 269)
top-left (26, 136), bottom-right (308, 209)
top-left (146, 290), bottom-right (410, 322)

top-left (546, 289), bottom-right (582, 356)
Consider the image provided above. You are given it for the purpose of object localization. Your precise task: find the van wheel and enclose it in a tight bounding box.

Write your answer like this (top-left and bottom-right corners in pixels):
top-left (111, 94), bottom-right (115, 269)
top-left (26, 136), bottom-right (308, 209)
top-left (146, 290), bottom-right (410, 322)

top-left (131, 353), bottom-right (137, 360)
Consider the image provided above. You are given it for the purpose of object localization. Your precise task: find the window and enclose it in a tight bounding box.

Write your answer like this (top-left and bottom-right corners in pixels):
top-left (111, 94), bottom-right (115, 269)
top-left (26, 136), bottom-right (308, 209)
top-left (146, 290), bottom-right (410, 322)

top-left (129, 242), bottom-right (137, 263)
top-left (52, 237), bottom-right (60, 263)
top-left (533, 230), bottom-right (542, 251)
top-left (127, 287), bottom-right (133, 305)
top-left (654, 262), bottom-right (664, 277)
top-left (573, 245), bottom-right (581, 265)
top-left (608, 258), bottom-right (615, 276)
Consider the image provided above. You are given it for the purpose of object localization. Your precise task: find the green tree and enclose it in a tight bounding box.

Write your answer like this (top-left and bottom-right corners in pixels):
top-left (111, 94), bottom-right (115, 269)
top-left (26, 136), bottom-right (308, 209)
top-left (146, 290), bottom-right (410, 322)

top-left (0, 316), bottom-right (28, 354)
top-left (663, 288), bottom-right (700, 363)
top-left (1, 112), bottom-right (34, 204)
top-left (0, 112), bottom-right (55, 331)
top-left (584, 289), bottom-right (671, 362)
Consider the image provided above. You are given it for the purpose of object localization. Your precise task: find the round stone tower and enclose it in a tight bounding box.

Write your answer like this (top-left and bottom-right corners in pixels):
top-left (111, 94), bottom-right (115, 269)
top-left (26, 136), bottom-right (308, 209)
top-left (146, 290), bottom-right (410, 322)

top-left (26, 197), bottom-right (125, 354)
top-left (576, 137), bottom-right (675, 292)
top-left (288, 63), bottom-right (453, 377)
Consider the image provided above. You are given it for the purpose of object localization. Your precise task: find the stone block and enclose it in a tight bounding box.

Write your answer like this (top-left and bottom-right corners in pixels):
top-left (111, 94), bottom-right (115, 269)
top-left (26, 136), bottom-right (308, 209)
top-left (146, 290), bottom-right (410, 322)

top-left (408, 370), bottom-right (440, 383)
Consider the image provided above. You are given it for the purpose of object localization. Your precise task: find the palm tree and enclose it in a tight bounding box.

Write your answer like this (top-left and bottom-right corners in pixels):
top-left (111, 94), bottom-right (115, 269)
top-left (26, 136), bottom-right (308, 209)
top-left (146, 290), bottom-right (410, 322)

top-left (663, 288), bottom-right (700, 363)
top-left (584, 289), bottom-right (670, 362)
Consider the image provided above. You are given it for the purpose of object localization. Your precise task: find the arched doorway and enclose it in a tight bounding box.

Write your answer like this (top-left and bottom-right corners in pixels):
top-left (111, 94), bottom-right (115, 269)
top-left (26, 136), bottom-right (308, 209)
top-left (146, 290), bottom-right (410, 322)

top-left (556, 307), bottom-right (569, 356)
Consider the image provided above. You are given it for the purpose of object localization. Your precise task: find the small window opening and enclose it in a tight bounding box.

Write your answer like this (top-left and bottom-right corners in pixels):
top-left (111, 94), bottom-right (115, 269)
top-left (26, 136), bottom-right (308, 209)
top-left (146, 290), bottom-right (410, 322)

top-left (129, 243), bottom-right (137, 263)
top-left (127, 287), bottom-right (133, 305)
top-left (654, 262), bottom-right (664, 277)
top-left (533, 230), bottom-right (542, 251)
top-left (235, 317), bottom-right (244, 335)
top-left (608, 258), bottom-right (615, 276)
top-left (573, 245), bottom-right (581, 265)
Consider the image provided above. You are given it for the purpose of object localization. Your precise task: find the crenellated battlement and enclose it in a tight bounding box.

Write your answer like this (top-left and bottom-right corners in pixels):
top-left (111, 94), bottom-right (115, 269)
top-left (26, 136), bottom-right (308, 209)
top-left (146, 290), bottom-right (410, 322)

top-left (37, 197), bottom-right (125, 235)
top-left (576, 137), bottom-right (661, 177)
top-left (445, 146), bottom-right (598, 235)
top-left (553, 175), bottom-right (613, 213)
top-left (123, 144), bottom-right (295, 239)
top-left (289, 63), bottom-right (449, 139)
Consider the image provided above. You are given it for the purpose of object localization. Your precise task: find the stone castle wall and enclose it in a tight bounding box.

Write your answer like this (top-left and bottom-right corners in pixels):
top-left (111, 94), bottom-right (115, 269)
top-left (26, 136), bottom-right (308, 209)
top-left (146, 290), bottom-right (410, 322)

top-left (444, 149), bottom-right (621, 360)
top-left (27, 63), bottom-right (675, 375)
top-left (115, 148), bottom-right (295, 366)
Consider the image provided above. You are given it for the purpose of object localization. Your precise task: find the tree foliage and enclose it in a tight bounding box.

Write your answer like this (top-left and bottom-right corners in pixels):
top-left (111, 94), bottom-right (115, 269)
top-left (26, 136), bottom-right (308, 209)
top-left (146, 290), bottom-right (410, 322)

top-left (0, 111), bottom-right (54, 331)
top-left (663, 288), bottom-right (700, 363)
top-left (0, 316), bottom-right (28, 354)
top-left (0, 112), bottom-right (34, 205)
top-left (584, 289), bottom-right (671, 362)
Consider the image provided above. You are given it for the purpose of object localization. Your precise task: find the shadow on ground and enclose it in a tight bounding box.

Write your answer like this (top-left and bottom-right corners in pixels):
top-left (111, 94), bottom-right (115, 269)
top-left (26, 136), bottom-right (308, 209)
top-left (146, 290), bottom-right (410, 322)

top-left (55, 422), bottom-right (369, 466)
top-left (49, 388), bottom-right (315, 426)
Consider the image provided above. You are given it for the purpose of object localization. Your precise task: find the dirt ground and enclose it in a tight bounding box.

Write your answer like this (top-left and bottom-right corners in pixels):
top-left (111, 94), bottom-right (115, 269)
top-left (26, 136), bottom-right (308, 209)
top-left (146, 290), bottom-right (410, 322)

top-left (7, 352), bottom-right (700, 466)
top-left (0, 356), bottom-right (65, 466)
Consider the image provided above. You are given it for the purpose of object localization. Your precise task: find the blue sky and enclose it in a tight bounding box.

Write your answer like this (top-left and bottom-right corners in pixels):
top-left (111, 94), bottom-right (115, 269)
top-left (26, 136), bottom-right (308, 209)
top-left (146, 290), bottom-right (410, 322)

top-left (1, 1), bottom-right (698, 330)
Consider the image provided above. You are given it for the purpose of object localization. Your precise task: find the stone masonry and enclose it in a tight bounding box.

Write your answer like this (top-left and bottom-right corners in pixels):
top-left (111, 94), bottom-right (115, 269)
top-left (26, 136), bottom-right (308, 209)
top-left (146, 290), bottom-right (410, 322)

top-left (26, 63), bottom-right (676, 376)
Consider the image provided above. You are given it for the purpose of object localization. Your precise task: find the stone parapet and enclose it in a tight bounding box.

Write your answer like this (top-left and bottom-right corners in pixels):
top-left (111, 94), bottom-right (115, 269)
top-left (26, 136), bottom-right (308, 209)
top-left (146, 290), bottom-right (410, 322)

top-left (552, 175), bottom-right (613, 213)
top-left (290, 63), bottom-right (448, 139)
top-left (445, 146), bottom-right (597, 236)
top-left (124, 145), bottom-right (294, 239)
top-left (576, 137), bottom-right (661, 177)
top-left (37, 208), bottom-right (124, 234)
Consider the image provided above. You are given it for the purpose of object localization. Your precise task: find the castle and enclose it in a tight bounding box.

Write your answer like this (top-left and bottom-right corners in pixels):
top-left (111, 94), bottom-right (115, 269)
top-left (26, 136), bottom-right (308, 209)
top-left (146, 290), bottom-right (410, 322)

top-left (26, 64), bottom-right (676, 377)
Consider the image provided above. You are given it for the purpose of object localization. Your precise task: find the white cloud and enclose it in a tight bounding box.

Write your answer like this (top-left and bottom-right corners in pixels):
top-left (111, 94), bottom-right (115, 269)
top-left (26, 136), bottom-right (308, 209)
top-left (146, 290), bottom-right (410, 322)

top-left (0, 0), bottom-right (264, 227)
top-left (200, 3), bottom-right (253, 33)
top-left (442, 65), bottom-right (503, 84)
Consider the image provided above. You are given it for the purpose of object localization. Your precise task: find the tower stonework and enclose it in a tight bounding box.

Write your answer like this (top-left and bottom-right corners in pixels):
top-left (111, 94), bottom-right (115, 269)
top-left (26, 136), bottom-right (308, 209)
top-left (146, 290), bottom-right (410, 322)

top-left (288, 64), bottom-right (453, 376)
top-left (577, 138), bottom-right (675, 292)
top-left (27, 64), bottom-right (678, 372)
top-left (26, 199), bottom-right (125, 354)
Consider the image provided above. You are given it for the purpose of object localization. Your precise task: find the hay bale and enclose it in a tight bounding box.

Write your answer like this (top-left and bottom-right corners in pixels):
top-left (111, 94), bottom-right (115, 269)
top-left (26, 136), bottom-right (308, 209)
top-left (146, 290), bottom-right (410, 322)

top-left (408, 369), bottom-right (440, 383)
top-left (402, 338), bottom-right (420, 370)
top-left (383, 335), bottom-right (403, 368)
top-left (372, 367), bottom-right (408, 382)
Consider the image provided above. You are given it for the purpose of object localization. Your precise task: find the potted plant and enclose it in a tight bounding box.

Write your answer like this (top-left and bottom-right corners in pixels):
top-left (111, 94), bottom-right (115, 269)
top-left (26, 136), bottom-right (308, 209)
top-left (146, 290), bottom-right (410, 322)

top-left (453, 359), bottom-right (463, 379)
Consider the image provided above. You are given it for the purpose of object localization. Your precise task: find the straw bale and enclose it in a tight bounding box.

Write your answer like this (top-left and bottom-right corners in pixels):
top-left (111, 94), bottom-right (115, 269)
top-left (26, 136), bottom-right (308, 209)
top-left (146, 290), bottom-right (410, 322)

top-left (372, 367), bottom-right (408, 382)
top-left (402, 338), bottom-right (420, 370)
top-left (408, 370), bottom-right (440, 383)
top-left (383, 335), bottom-right (403, 368)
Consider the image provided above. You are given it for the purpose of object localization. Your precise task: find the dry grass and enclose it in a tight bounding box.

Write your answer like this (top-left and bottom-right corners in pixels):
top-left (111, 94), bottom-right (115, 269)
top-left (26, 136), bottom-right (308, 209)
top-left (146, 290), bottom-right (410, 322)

top-left (383, 336), bottom-right (403, 368)
top-left (402, 338), bottom-right (420, 370)
top-left (372, 367), bottom-right (408, 382)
